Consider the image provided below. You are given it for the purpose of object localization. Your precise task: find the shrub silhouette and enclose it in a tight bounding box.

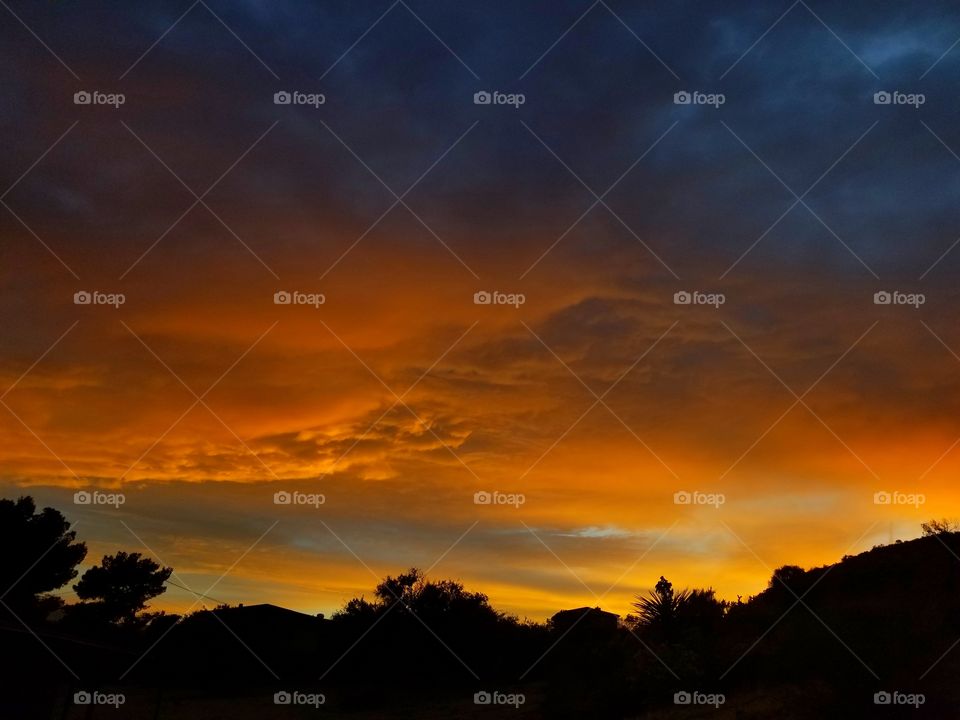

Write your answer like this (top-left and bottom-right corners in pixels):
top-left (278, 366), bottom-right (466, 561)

top-left (329, 567), bottom-right (541, 690)
top-left (922, 517), bottom-right (960, 536)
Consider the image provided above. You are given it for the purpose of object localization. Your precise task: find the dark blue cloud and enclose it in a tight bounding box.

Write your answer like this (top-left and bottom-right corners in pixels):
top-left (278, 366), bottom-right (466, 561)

top-left (2, 0), bottom-right (960, 286)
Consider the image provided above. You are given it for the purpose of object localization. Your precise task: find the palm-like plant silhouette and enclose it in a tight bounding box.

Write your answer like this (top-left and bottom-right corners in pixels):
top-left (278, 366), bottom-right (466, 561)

top-left (632, 576), bottom-right (690, 630)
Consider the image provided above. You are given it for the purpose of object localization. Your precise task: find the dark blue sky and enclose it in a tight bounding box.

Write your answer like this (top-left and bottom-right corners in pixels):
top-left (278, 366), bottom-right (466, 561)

top-left (3, 0), bottom-right (960, 282)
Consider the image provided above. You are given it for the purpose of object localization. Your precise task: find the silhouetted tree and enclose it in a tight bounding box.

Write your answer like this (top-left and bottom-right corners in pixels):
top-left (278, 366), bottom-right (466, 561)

top-left (626, 578), bottom-right (727, 697)
top-left (922, 518), bottom-right (960, 536)
top-left (374, 567), bottom-right (423, 612)
top-left (677, 588), bottom-right (726, 627)
top-left (337, 567), bottom-right (500, 623)
top-left (339, 595), bottom-right (378, 619)
top-left (0, 496), bottom-right (86, 619)
top-left (632, 576), bottom-right (689, 632)
top-left (72, 551), bottom-right (171, 624)
top-left (330, 567), bottom-right (533, 690)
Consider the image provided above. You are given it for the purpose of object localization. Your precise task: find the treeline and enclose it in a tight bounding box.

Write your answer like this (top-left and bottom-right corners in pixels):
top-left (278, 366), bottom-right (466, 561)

top-left (4, 495), bottom-right (960, 718)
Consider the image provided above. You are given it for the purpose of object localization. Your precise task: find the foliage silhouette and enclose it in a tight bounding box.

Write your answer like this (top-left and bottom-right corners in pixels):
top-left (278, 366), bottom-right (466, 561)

top-left (0, 496), bottom-right (86, 620)
top-left (328, 566), bottom-right (541, 693)
top-left (71, 550), bottom-right (172, 625)
top-left (632, 575), bottom-right (690, 632)
top-left (4, 495), bottom-right (960, 718)
top-left (921, 517), bottom-right (960, 536)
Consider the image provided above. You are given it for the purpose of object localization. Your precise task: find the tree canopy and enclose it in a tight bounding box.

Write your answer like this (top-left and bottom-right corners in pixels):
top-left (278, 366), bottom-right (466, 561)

top-left (0, 496), bottom-right (87, 617)
top-left (73, 551), bottom-right (172, 624)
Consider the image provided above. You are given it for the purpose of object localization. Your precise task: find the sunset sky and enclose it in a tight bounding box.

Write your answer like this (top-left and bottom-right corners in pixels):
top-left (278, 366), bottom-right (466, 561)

top-left (2, 0), bottom-right (960, 621)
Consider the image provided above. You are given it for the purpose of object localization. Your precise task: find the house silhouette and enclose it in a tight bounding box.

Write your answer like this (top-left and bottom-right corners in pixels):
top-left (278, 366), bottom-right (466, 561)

top-left (145, 603), bottom-right (327, 682)
top-left (550, 607), bottom-right (619, 635)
